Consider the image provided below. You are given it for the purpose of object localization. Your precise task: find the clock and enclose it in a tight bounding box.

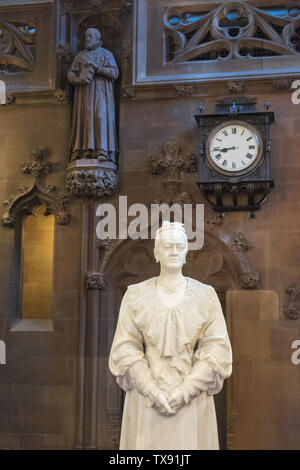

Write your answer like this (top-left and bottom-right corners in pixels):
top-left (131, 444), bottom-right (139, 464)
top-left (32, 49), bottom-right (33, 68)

top-left (206, 120), bottom-right (263, 177)
top-left (195, 97), bottom-right (275, 214)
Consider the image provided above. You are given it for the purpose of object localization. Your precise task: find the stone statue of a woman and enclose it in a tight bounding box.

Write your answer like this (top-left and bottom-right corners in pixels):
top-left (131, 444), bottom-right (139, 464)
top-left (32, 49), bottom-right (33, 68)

top-left (109, 221), bottom-right (232, 450)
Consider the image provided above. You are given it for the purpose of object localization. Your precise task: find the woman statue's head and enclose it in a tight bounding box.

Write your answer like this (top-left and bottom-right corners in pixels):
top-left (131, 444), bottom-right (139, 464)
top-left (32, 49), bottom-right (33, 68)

top-left (154, 221), bottom-right (188, 271)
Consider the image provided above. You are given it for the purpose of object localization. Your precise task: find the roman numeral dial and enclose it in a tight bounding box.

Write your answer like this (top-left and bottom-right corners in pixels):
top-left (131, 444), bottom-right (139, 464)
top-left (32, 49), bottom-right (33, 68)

top-left (207, 122), bottom-right (261, 175)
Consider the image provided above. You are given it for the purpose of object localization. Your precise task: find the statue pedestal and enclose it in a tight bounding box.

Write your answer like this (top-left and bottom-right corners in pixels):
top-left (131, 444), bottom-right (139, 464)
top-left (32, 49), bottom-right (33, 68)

top-left (65, 159), bottom-right (118, 200)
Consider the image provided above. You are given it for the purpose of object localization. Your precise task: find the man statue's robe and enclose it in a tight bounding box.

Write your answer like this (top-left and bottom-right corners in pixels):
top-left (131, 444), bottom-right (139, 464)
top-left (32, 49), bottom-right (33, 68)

top-left (68, 46), bottom-right (119, 162)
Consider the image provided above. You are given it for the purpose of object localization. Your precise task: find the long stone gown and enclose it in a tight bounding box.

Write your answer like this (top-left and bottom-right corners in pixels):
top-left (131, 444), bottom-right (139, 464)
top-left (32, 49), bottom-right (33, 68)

top-left (68, 46), bottom-right (119, 161)
top-left (109, 277), bottom-right (232, 450)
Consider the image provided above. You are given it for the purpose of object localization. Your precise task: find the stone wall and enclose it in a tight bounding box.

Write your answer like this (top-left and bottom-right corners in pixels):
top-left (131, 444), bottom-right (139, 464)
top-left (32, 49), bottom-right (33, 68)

top-left (0, 104), bottom-right (82, 449)
top-left (0, 0), bottom-right (300, 450)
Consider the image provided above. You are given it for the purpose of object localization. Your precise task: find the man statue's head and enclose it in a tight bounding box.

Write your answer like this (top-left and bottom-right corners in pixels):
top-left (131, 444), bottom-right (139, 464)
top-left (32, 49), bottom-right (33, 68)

top-left (85, 28), bottom-right (102, 50)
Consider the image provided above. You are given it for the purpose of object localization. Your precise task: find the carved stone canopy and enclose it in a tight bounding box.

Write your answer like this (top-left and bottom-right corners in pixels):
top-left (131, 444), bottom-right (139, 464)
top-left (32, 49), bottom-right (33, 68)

top-left (2, 149), bottom-right (69, 227)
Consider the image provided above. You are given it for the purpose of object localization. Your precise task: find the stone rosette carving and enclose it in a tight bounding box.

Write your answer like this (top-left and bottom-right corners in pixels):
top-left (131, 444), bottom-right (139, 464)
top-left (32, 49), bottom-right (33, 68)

top-left (174, 84), bottom-right (193, 97)
top-left (2, 148), bottom-right (69, 227)
top-left (122, 86), bottom-right (135, 99)
top-left (227, 81), bottom-right (245, 95)
top-left (22, 148), bottom-right (51, 177)
top-left (5, 94), bottom-right (16, 106)
top-left (149, 141), bottom-right (197, 180)
top-left (54, 89), bottom-right (69, 103)
top-left (66, 160), bottom-right (118, 200)
top-left (283, 282), bottom-right (300, 320)
top-left (85, 272), bottom-right (108, 291)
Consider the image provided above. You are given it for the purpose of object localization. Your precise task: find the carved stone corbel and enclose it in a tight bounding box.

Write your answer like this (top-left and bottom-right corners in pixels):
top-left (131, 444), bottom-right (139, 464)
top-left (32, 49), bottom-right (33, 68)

top-left (66, 160), bottom-right (118, 200)
top-left (239, 272), bottom-right (260, 289)
top-left (85, 272), bottom-right (108, 291)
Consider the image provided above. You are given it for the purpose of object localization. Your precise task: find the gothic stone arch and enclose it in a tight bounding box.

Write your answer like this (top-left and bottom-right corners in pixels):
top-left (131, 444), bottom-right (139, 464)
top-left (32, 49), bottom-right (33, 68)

top-left (95, 228), bottom-right (259, 449)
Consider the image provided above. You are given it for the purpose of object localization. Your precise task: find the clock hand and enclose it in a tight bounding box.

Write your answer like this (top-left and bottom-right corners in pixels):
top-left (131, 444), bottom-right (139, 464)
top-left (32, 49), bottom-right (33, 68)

top-left (219, 147), bottom-right (237, 153)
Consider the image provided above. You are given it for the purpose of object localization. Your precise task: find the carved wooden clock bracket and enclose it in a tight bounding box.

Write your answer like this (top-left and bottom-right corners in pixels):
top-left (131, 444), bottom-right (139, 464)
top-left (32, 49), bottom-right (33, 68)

top-left (195, 97), bottom-right (274, 215)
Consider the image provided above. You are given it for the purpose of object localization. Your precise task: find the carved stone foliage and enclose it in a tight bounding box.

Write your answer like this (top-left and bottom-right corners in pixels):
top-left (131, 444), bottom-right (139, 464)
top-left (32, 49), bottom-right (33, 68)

top-left (239, 272), bottom-right (260, 290)
top-left (122, 0), bottom-right (133, 14)
top-left (66, 160), bottom-right (118, 200)
top-left (122, 39), bottom-right (132, 60)
top-left (122, 86), bottom-right (135, 99)
top-left (228, 232), bottom-right (260, 289)
top-left (227, 81), bottom-right (245, 95)
top-left (284, 282), bottom-right (300, 320)
top-left (174, 84), bottom-right (193, 97)
top-left (0, 19), bottom-right (36, 73)
top-left (148, 141), bottom-right (196, 209)
top-left (54, 89), bottom-right (70, 104)
top-left (164, 2), bottom-right (300, 63)
top-left (272, 78), bottom-right (294, 92)
top-left (149, 141), bottom-right (197, 180)
top-left (2, 149), bottom-right (69, 227)
top-left (85, 272), bottom-right (108, 291)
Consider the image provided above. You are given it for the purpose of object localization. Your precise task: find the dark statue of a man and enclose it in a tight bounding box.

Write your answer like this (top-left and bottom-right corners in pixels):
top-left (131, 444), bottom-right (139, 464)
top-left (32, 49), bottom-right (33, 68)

top-left (67, 28), bottom-right (119, 163)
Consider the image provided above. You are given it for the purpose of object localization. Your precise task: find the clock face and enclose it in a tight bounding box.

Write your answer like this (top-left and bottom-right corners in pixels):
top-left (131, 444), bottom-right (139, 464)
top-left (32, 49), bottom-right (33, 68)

top-left (206, 121), bottom-right (263, 176)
